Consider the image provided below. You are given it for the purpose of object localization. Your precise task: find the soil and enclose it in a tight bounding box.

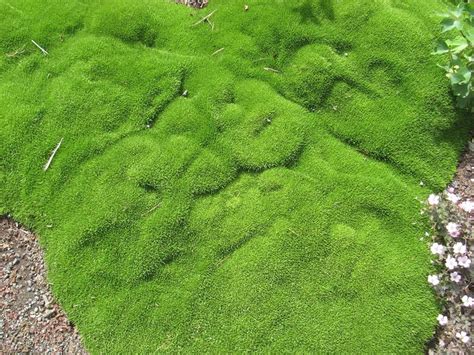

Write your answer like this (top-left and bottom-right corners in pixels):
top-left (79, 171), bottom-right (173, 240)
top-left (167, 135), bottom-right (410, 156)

top-left (450, 138), bottom-right (474, 200)
top-left (0, 218), bottom-right (87, 353)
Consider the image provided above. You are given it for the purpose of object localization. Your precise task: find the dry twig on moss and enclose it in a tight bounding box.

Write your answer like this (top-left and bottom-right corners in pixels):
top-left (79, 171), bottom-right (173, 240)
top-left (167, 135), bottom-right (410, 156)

top-left (43, 138), bottom-right (63, 171)
top-left (6, 46), bottom-right (25, 58)
top-left (192, 9), bottom-right (216, 27)
top-left (263, 67), bottom-right (280, 73)
top-left (211, 47), bottom-right (224, 56)
top-left (31, 40), bottom-right (48, 55)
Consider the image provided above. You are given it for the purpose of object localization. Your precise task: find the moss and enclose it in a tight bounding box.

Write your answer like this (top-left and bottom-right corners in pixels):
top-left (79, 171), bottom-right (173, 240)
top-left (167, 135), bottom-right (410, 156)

top-left (87, 1), bottom-right (159, 47)
top-left (0, 0), bottom-right (472, 352)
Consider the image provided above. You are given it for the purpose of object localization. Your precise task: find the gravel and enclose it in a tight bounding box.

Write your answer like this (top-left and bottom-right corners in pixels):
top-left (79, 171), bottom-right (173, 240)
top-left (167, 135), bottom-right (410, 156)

top-left (175, 0), bottom-right (208, 8)
top-left (450, 138), bottom-right (474, 200)
top-left (0, 218), bottom-right (87, 353)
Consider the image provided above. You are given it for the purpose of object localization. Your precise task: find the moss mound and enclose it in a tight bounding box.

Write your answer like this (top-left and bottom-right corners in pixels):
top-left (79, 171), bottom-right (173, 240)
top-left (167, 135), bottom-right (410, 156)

top-left (0, 0), bottom-right (471, 352)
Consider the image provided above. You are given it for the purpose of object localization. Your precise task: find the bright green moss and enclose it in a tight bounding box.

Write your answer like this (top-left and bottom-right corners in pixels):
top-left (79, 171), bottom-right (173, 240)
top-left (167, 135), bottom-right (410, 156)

top-left (88, 1), bottom-right (159, 47)
top-left (0, 0), bottom-right (472, 352)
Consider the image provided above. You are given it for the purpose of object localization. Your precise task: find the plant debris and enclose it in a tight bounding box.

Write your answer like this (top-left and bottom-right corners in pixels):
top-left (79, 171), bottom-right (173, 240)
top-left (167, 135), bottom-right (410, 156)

top-left (176, 0), bottom-right (208, 9)
top-left (43, 138), bottom-right (63, 171)
top-left (31, 40), bottom-right (48, 56)
top-left (191, 9), bottom-right (216, 27)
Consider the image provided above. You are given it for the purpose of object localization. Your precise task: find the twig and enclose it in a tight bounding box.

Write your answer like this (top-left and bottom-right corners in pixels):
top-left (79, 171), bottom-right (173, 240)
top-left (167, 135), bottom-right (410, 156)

top-left (142, 203), bottom-right (161, 216)
top-left (208, 20), bottom-right (215, 30)
top-left (211, 47), bottom-right (224, 56)
top-left (147, 204), bottom-right (161, 213)
top-left (263, 67), bottom-right (280, 73)
top-left (192, 9), bottom-right (216, 26)
top-left (288, 228), bottom-right (301, 237)
top-left (43, 138), bottom-right (63, 171)
top-left (31, 40), bottom-right (48, 55)
top-left (5, 45), bottom-right (25, 58)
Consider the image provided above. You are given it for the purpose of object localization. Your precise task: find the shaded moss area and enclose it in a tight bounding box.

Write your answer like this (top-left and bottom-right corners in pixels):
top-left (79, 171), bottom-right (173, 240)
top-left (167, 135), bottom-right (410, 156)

top-left (0, 0), bottom-right (471, 352)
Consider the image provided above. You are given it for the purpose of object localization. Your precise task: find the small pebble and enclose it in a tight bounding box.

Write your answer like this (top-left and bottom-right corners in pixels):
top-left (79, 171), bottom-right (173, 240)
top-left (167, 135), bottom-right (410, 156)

top-left (0, 218), bottom-right (87, 353)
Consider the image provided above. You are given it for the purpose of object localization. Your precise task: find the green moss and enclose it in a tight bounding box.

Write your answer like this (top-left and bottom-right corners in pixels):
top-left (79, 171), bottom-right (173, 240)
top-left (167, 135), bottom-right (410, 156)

top-left (0, 0), bottom-right (471, 352)
top-left (87, 1), bottom-right (159, 47)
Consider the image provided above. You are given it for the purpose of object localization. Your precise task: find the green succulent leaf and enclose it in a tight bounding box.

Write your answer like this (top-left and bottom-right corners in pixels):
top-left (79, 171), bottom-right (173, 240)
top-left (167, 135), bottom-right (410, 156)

top-left (441, 17), bottom-right (463, 32)
top-left (435, 2), bottom-right (473, 110)
top-left (466, 3), bottom-right (474, 18)
top-left (437, 63), bottom-right (451, 72)
top-left (450, 66), bottom-right (471, 85)
top-left (450, 53), bottom-right (463, 66)
top-left (464, 54), bottom-right (474, 62)
top-left (463, 26), bottom-right (474, 43)
top-left (452, 82), bottom-right (471, 98)
top-left (433, 39), bottom-right (449, 54)
top-left (446, 36), bottom-right (469, 53)
top-left (451, 3), bottom-right (465, 18)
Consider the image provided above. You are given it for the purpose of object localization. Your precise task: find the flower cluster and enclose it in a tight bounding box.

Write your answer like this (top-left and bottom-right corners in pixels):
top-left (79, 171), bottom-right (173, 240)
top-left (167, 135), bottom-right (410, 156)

top-left (424, 189), bottom-right (473, 353)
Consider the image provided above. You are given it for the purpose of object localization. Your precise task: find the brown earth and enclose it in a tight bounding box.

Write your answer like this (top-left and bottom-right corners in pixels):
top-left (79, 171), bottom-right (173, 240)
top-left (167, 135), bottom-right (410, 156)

top-left (0, 218), bottom-right (87, 353)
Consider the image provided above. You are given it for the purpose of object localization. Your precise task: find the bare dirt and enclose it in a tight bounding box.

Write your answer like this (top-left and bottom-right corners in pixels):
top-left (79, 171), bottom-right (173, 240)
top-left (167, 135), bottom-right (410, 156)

top-left (0, 218), bottom-right (87, 353)
top-left (451, 138), bottom-right (474, 200)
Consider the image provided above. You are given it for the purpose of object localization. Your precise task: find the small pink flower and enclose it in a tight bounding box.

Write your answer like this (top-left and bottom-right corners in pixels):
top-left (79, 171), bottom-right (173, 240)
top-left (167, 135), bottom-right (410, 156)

top-left (450, 271), bottom-right (462, 283)
top-left (430, 243), bottom-right (446, 255)
top-left (447, 192), bottom-right (460, 204)
top-left (459, 200), bottom-right (474, 213)
top-left (453, 242), bottom-right (467, 255)
top-left (456, 331), bottom-right (470, 343)
top-left (457, 255), bottom-right (471, 268)
top-left (462, 295), bottom-right (474, 307)
top-left (436, 314), bottom-right (448, 326)
top-left (427, 194), bottom-right (440, 206)
top-left (446, 222), bottom-right (460, 238)
top-left (445, 255), bottom-right (458, 270)
top-left (428, 274), bottom-right (440, 286)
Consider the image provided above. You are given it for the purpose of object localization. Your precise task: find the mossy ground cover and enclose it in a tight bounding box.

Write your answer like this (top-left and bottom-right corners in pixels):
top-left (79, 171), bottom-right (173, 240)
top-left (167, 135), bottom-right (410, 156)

top-left (0, 0), bottom-right (472, 352)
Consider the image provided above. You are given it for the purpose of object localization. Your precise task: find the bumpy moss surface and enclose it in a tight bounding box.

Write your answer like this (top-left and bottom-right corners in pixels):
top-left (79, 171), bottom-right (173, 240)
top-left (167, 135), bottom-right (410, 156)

top-left (0, 0), bottom-right (471, 352)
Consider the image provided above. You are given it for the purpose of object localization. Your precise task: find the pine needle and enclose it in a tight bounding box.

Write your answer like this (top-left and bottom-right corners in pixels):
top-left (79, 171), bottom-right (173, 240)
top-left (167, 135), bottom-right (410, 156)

top-left (192, 9), bottom-right (216, 26)
top-left (211, 47), bottom-right (224, 56)
top-left (263, 67), bottom-right (280, 73)
top-left (31, 40), bottom-right (48, 55)
top-left (43, 138), bottom-right (63, 171)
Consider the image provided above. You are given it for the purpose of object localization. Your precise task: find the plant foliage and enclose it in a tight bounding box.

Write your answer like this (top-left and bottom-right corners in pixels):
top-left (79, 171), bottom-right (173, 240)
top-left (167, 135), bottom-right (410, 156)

top-left (434, 1), bottom-right (474, 110)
